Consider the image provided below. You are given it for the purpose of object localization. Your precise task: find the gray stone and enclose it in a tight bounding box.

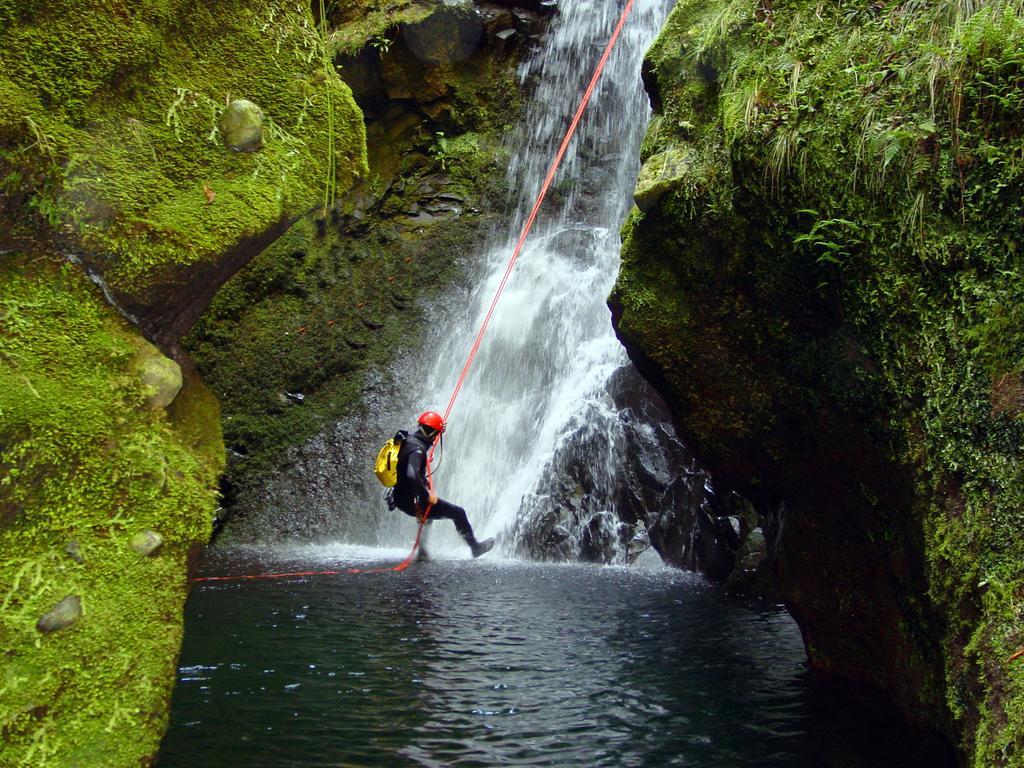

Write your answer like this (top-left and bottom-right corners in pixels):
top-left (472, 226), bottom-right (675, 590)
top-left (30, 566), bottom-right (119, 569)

top-left (633, 147), bottom-right (692, 213)
top-left (130, 530), bottom-right (164, 556)
top-left (424, 202), bottom-right (462, 217)
top-left (724, 526), bottom-right (771, 595)
top-left (403, 9), bottom-right (484, 66)
top-left (219, 99), bottom-right (265, 152)
top-left (478, 5), bottom-right (513, 32)
top-left (398, 212), bottom-right (440, 227)
top-left (627, 522), bottom-right (651, 563)
top-left (64, 540), bottom-right (85, 564)
top-left (37, 595), bottom-right (82, 634)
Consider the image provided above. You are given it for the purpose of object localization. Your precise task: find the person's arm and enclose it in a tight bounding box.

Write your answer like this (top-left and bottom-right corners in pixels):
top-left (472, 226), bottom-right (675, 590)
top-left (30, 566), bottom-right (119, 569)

top-left (404, 447), bottom-right (434, 507)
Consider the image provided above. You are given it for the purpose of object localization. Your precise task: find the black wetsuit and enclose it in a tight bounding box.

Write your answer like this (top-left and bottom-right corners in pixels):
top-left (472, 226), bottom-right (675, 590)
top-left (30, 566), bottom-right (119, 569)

top-left (393, 429), bottom-right (476, 545)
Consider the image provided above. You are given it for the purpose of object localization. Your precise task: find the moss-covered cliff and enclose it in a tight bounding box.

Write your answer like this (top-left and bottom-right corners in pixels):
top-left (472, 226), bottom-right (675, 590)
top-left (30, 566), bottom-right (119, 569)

top-left (612, 2), bottom-right (1023, 763)
top-left (0, 1), bottom-right (367, 764)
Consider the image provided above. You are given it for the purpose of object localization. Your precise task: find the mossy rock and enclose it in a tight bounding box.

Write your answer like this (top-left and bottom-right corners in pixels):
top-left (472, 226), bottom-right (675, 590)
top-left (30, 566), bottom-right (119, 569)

top-left (186, 4), bottom-right (531, 526)
top-left (401, 7), bottom-right (485, 65)
top-left (134, 342), bottom-right (183, 410)
top-left (0, 0), bottom-right (368, 342)
top-left (219, 99), bottom-right (265, 152)
top-left (130, 530), bottom-right (165, 556)
top-left (633, 146), bottom-right (692, 212)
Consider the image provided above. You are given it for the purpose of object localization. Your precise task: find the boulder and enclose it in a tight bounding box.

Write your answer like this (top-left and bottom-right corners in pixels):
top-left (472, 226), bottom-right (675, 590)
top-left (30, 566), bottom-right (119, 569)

top-left (37, 596), bottom-right (82, 634)
top-left (694, 509), bottom-right (739, 581)
top-left (219, 99), bottom-right (265, 152)
top-left (403, 9), bottom-right (484, 65)
top-left (633, 147), bottom-right (692, 213)
top-left (135, 344), bottom-right (182, 410)
top-left (737, 526), bottom-right (767, 571)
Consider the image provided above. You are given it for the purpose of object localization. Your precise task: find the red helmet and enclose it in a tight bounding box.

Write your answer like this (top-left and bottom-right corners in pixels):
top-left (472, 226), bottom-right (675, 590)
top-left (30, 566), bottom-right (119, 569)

top-left (418, 411), bottom-right (446, 433)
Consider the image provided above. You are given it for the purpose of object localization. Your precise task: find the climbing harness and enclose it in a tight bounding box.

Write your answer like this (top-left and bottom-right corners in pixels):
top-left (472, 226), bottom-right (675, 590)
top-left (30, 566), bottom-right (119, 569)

top-left (192, 0), bottom-right (638, 584)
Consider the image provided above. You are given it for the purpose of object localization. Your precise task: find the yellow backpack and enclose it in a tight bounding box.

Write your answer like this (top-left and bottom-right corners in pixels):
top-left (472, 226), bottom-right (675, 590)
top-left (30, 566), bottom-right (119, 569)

top-left (374, 430), bottom-right (407, 487)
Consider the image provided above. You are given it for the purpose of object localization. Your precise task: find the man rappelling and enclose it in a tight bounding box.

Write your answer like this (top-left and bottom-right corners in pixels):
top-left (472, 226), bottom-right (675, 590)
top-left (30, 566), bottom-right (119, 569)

top-left (383, 411), bottom-right (494, 560)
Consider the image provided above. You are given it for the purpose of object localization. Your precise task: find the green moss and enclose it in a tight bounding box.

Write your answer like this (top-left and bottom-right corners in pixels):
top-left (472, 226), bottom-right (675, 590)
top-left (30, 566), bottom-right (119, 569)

top-left (327, 1), bottom-right (435, 56)
top-left (0, 255), bottom-right (224, 767)
top-left (0, 0), bottom-right (367, 296)
top-left (615, 1), bottom-right (1024, 763)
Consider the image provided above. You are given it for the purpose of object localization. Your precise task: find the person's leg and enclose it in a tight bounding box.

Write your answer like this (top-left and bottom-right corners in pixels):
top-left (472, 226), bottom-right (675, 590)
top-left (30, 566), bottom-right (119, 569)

top-left (416, 523), bottom-right (431, 562)
top-left (396, 500), bottom-right (419, 520)
top-left (429, 499), bottom-right (494, 557)
top-left (397, 501), bottom-right (431, 561)
top-left (428, 498), bottom-right (474, 542)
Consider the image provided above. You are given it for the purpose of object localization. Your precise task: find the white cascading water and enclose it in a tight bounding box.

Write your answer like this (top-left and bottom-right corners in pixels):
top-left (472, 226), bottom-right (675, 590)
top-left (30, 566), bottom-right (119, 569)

top-left (376, 0), bottom-right (675, 556)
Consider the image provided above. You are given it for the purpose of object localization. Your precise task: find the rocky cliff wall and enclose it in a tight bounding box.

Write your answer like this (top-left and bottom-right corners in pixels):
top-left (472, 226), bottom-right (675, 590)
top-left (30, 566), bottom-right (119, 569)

top-left (611, 2), bottom-right (1024, 764)
top-left (0, 256), bottom-right (225, 767)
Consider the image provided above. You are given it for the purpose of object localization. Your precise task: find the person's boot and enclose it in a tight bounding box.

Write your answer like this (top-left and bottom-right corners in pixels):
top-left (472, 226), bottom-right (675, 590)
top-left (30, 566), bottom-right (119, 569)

top-left (470, 537), bottom-right (495, 558)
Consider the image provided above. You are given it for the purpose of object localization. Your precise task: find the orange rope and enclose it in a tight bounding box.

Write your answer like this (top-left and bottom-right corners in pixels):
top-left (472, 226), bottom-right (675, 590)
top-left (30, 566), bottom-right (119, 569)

top-left (443, 0), bottom-right (637, 422)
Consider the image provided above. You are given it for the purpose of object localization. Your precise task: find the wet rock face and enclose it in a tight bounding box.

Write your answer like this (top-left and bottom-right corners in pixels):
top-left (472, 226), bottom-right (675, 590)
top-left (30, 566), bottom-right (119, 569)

top-left (219, 381), bottom-right (395, 544)
top-left (609, 2), bottom-right (1024, 758)
top-left (603, 366), bottom-right (706, 565)
top-left (194, 149), bottom-right (514, 533)
top-left (613, 146), bottom-right (942, 725)
top-left (510, 364), bottom-right (773, 577)
top-left (193, 2), bottom-right (547, 529)
top-left (472, 355), bottom-right (781, 584)
top-left (402, 9), bottom-right (485, 65)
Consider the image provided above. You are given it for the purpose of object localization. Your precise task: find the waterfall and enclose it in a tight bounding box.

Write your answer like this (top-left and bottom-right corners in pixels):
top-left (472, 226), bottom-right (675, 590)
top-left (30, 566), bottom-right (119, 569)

top-left (375, 0), bottom-right (688, 560)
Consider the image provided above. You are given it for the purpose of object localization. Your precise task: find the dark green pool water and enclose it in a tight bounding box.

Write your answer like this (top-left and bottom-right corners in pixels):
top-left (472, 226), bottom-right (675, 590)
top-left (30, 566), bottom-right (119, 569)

top-left (159, 546), bottom-right (952, 767)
